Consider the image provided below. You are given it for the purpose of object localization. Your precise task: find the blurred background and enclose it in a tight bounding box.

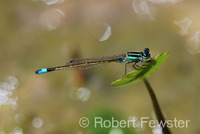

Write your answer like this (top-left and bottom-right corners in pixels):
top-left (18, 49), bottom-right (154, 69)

top-left (0, 0), bottom-right (200, 134)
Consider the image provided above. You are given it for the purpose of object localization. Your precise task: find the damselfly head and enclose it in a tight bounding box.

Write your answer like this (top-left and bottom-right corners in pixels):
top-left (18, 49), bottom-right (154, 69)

top-left (143, 48), bottom-right (150, 59)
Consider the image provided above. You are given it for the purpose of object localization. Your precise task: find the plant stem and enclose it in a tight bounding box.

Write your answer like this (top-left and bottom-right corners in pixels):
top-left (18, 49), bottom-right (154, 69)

top-left (143, 77), bottom-right (171, 134)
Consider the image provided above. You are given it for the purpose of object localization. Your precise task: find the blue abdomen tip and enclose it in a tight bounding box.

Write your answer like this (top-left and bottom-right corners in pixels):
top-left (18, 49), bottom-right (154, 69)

top-left (35, 68), bottom-right (48, 74)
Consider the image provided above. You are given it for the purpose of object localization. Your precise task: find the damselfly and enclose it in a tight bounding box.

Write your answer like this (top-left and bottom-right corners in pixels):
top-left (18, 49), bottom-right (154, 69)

top-left (35, 48), bottom-right (150, 75)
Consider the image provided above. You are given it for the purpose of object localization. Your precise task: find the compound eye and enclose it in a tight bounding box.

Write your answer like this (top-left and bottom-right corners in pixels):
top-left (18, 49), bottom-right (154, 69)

top-left (143, 48), bottom-right (150, 58)
top-left (144, 48), bottom-right (149, 52)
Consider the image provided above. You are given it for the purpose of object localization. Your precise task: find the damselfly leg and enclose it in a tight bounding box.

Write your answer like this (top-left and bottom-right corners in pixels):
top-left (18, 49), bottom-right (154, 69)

top-left (124, 61), bottom-right (140, 76)
top-left (132, 61), bottom-right (140, 70)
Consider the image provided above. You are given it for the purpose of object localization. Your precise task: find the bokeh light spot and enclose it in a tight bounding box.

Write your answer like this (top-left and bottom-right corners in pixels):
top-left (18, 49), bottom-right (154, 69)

top-left (186, 31), bottom-right (200, 54)
top-left (132, 0), bottom-right (155, 20)
top-left (32, 117), bottom-right (43, 128)
top-left (41, 0), bottom-right (64, 5)
top-left (11, 127), bottom-right (23, 134)
top-left (99, 23), bottom-right (112, 42)
top-left (152, 124), bottom-right (162, 134)
top-left (0, 76), bottom-right (18, 108)
top-left (40, 9), bottom-right (65, 31)
top-left (76, 87), bottom-right (91, 102)
top-left (174, 17), bottom-right (192, 36)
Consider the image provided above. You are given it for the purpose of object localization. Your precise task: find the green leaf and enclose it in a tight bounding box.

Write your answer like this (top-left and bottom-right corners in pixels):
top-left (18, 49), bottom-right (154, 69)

top-left (111, 52), bottom-right (169, 87)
